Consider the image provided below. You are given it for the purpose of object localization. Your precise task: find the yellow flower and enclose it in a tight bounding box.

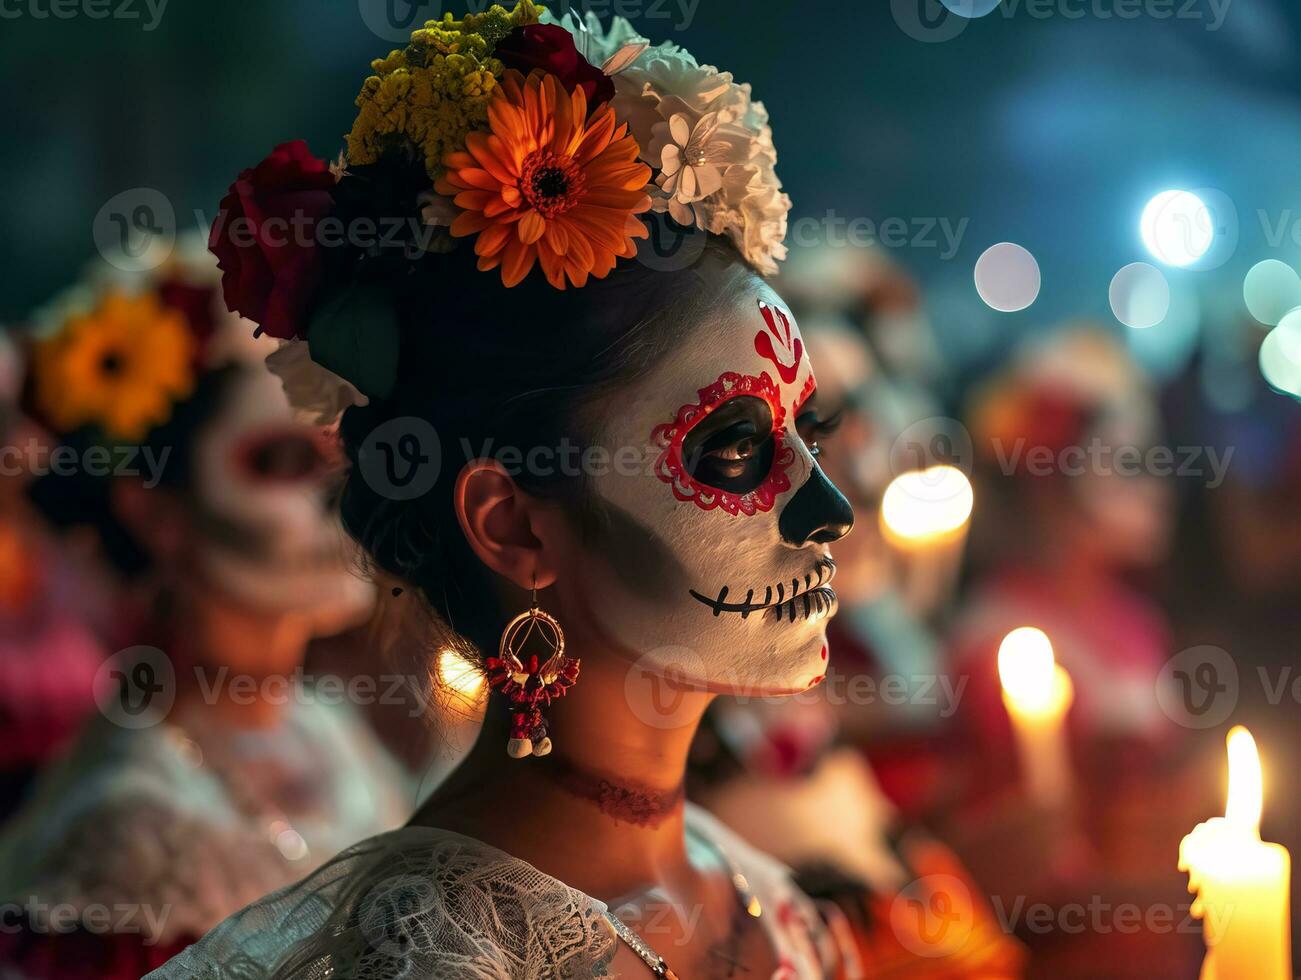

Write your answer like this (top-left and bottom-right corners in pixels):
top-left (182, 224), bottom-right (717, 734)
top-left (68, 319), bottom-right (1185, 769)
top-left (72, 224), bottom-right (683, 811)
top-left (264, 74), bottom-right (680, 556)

top-left (32, 290), bottom-right (195, 442)
top-left (346, 0), bottom-right (541, 179)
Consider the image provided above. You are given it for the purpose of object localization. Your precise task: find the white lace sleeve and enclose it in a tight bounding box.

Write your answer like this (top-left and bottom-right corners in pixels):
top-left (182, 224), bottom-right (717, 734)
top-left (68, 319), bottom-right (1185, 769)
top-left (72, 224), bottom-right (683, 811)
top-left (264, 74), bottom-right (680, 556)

top-left (146, 827), bottom-right (621, 980)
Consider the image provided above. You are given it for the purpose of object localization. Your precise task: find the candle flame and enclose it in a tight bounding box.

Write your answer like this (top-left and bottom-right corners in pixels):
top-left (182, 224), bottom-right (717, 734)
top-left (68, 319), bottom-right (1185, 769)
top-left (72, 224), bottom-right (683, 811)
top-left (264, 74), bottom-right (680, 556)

top-left (1224, 725), bottom-right (1263, 833)
top-left (997, 627), bottom-right (1073, 718)
top-left (998, 627), bottom-right (1057, 707)
top-left (880, 465), bottom-right (974, 542)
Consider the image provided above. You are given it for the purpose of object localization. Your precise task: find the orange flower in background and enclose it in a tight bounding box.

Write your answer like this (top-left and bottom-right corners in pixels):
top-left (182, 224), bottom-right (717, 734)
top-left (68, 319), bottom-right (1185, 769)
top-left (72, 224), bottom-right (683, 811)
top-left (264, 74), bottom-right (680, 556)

top-left (33, 290), bottom-right (195, 442)
top-left (436, 69), bottom-right (652, 289)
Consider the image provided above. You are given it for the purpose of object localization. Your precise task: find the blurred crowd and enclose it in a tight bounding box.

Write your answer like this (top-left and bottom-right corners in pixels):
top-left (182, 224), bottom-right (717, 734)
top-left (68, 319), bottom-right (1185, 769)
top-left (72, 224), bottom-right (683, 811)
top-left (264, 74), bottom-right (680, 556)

top-left (0, 234), bottom-right (1297, 979)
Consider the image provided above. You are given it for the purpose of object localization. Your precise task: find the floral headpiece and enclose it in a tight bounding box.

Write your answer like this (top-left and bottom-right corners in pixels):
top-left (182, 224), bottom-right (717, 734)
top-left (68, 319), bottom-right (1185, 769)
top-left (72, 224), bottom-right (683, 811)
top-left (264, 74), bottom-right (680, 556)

top-left (26, 236), bottom-right (272, 443)
top-left (209, 2), bottom-right (791, 418)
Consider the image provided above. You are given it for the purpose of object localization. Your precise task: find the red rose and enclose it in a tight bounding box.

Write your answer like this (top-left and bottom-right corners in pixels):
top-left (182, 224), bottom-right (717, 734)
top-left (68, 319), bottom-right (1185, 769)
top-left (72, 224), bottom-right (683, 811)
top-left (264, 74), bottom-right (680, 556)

top-left (495, 24), bottom-right (615, 110)
top-left (208, 140), bottom-right (336, 340)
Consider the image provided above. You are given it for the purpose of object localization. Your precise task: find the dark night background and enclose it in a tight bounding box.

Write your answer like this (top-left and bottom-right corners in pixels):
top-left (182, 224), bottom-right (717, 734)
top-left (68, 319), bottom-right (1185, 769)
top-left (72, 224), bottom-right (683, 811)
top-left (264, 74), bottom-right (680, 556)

top-left (5, 0), bottom-right (1301, 375)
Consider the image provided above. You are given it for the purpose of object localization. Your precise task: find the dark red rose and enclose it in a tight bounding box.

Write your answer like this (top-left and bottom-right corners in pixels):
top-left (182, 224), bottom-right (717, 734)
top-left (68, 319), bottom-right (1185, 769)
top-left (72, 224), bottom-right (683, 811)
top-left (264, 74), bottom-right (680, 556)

top-left (208, 140), bottom-right (336, 340)
top-left (495, 24), bottom-right (615, 110)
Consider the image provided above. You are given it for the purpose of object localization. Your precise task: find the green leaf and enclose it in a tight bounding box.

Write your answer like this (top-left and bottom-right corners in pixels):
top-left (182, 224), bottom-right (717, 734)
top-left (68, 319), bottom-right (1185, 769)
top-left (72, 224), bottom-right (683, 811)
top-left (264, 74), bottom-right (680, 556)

top-left (306, 277), bottom-right (400, 401)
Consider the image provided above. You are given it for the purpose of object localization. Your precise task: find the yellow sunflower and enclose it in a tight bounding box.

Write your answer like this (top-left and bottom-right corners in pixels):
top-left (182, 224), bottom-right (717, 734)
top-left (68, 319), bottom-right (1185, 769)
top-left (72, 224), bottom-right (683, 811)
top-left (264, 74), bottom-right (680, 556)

top-left (33, 290), bottom-right (196, 442)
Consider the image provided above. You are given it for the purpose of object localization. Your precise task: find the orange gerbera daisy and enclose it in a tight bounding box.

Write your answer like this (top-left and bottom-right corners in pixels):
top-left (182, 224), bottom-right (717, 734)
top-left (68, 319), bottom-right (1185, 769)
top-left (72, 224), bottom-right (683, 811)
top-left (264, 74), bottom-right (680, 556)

top-left (435, 69), bottom-right (652, 289)
top-left (33, 290), bottom-right (195, 442)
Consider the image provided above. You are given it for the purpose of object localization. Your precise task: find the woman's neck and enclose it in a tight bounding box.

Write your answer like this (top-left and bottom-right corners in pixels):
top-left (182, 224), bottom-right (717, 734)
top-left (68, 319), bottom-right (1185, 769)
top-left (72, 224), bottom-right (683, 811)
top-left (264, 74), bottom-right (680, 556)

top-left (416, 651), bottom-right (714, 898)
top-left (164, 588), bottom-right (307, 730)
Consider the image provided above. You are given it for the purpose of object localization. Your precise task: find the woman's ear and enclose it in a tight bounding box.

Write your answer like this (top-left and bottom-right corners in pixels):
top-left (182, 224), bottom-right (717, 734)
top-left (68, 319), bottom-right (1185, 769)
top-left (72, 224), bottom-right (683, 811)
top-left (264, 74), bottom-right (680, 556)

top-left (111, 479), bottom-right (192, 567)
top-left (453, 459), bottom-right (558, 591)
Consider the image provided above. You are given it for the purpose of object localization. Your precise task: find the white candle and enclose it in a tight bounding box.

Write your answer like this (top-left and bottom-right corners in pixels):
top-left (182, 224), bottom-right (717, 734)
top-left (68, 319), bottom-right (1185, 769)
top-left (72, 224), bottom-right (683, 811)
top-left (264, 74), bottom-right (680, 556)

top-left (1179, 726), bottom-right (1292, 980)
top-left (879, 464), bottom-right (973, 612)
top-left (997, 627), bottom-right (1074, 809)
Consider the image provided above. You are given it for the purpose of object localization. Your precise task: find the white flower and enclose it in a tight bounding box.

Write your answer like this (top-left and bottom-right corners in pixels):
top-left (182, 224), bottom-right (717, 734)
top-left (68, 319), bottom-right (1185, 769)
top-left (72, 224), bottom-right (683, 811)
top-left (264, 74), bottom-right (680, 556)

top-left (652, 110), bottom-right (726, 224)
top-left (264, 340), bottom-right (368, 427)
top-left (545, 15), bottom-right (792, 275)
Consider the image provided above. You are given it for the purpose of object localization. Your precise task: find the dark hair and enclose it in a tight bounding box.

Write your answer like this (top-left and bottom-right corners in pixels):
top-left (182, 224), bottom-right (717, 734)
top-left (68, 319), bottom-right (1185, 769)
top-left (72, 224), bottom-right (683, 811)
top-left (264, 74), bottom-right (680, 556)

top-left (28, 365), bottom-right (239, 576)
top-left (338, 232), bottom-right (756, 657)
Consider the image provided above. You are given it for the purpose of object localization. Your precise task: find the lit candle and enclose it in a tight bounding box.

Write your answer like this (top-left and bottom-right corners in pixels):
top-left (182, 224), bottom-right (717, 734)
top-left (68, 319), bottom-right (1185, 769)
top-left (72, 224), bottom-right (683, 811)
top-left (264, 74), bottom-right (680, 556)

top-left (997, 627), bottom-right (1074, 809)
top-left (879, 465), bottom-right (973, 612)
top-left (879, 464), bottom-right (974, 549)
top-left (1179, 726), bottom-right (1292, 980)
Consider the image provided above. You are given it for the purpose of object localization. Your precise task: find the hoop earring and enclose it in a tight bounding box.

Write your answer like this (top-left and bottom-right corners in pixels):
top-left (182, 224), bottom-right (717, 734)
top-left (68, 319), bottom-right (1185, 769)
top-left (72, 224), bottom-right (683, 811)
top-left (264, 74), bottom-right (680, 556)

top-left (486, 581), bottom-right (579, 759)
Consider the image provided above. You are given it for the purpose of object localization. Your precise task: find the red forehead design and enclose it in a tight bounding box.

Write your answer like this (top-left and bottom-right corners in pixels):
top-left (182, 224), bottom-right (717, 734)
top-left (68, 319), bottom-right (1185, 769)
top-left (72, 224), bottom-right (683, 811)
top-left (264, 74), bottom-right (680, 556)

top-left (754, 300), bottom-right (804, 386)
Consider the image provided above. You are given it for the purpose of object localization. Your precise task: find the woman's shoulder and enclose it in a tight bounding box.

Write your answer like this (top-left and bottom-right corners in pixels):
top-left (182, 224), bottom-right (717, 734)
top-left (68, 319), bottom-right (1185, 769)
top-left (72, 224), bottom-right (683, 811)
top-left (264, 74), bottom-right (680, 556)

top-left (147, 825), bottom-right (621, 980)
top-left (684, 802), bottom-right (802, 897)
top-left (684, 803), bottom-right (848, 976)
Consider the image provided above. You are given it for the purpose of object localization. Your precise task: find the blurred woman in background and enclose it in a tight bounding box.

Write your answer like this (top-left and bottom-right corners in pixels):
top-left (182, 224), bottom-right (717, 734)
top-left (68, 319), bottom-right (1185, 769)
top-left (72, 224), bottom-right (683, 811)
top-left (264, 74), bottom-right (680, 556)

top-left (0, 242), bottom-right (411, 978)
top-left (0, 330), bottom-right (109, 821)
top-left (941, 326), bottom-right (1204, 979)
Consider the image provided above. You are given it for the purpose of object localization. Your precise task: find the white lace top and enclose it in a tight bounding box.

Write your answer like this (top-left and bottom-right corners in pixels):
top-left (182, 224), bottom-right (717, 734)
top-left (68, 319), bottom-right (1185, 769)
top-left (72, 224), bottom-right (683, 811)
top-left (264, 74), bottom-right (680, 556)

top-left (0, 697), bottom-right (412, 946)
top-left (146, 805), bottom-right (841, 979)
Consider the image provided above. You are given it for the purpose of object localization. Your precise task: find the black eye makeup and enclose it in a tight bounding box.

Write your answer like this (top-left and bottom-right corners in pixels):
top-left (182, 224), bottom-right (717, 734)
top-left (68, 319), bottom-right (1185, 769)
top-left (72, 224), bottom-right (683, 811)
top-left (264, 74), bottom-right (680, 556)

top-left (795, 392), bottom-right (845, 460)
top-left (681, 395), bottom-right (777, 493)
top-left (234, 428), bottom-right (332, 483)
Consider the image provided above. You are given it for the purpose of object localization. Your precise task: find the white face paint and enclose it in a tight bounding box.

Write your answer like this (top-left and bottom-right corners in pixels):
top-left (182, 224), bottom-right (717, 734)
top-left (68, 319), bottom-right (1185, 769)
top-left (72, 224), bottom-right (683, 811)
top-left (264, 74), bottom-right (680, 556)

top-left (578, 282), bottom-right (853, 695)
top-left (192, 367), bottom-right (374, 621)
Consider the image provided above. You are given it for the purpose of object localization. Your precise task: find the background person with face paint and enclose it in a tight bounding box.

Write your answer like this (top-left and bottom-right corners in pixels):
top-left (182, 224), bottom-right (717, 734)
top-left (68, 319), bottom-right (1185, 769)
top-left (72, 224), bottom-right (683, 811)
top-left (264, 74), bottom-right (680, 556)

top-left (0, 330), bottom-right (111, 823)
top-left (0, 242), bottom-right (411, 979)
top-left (936, 327), bottom-right (1204, 978)
top-left (147, 8), bottom-right (875, 978)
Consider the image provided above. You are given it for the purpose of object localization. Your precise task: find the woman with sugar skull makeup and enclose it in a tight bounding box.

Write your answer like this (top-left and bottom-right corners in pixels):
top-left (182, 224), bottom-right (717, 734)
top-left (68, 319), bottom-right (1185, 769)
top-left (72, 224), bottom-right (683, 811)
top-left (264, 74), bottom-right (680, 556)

top-left (0, 240), bottom-right (411, 979)
top-left (149, 6), bottom-right (866, 978)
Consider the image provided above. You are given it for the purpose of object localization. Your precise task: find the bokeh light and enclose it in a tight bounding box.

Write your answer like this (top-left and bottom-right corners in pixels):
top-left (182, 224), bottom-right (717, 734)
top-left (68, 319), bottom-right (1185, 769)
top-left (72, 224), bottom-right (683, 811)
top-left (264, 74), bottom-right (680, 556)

top-left (1258, 307), bottom-right (1301, 398)
top-left (940, 0), bottom-right (1002, 15)
top-left (1109, 262), bottom-right (1170, 329)
top-left (437, 648), bottom-right (486, 703)
top-left (880, 465), bottom-right (975, 543)
top-left (997, 627), bottom-right (1057, 709)
top-left (1140, 190), bottom-right (1213, 267)
top-left (1243, 259), bottom-right (1301, 327)
top-left (974, 242), bottom-right (1040, 312)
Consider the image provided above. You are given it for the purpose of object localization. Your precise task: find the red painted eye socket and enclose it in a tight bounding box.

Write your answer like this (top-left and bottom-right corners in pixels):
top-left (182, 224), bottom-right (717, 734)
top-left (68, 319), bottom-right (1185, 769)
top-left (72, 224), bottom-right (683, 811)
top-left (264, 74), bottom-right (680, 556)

top-left (651, 371), bottom-right (797, 517)
top-left (230, 427), bottom-right (336, 484)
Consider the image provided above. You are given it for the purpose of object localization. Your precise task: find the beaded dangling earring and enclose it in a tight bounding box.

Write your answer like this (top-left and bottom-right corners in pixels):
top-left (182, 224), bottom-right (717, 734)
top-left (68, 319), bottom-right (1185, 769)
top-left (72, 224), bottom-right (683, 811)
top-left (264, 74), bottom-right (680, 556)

top-left (485, 580), bottom-right (579, 758)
